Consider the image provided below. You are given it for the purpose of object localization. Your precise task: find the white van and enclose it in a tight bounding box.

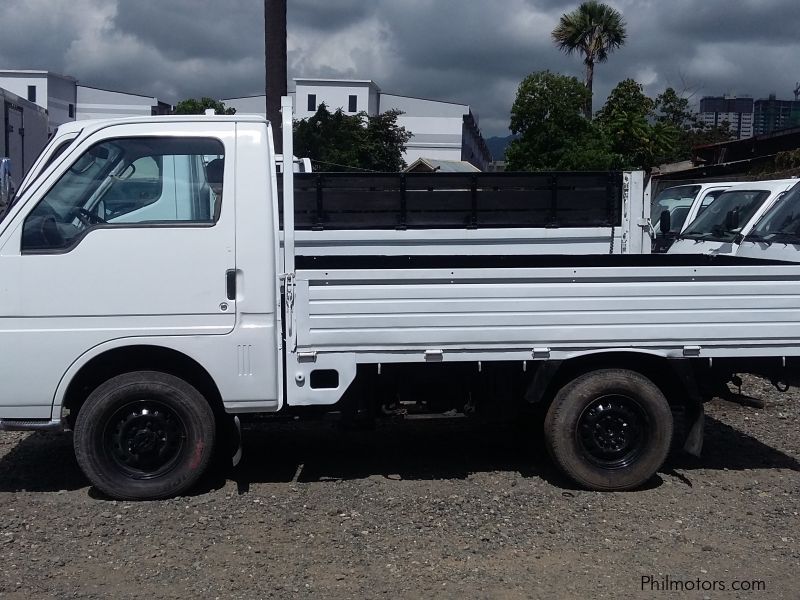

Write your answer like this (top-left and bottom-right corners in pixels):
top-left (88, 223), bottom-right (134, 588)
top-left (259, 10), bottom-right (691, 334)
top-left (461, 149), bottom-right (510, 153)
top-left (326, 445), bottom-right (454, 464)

top-left (737, 182), bottom-right (800, 261)
top-left (668, 179), bottom-right (798, 256)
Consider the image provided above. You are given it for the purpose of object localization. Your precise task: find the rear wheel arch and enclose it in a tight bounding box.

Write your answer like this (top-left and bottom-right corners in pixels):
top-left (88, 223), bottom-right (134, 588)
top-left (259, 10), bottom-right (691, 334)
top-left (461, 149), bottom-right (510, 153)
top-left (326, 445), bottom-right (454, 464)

top-left (525, 351), bottom-right (699, 409)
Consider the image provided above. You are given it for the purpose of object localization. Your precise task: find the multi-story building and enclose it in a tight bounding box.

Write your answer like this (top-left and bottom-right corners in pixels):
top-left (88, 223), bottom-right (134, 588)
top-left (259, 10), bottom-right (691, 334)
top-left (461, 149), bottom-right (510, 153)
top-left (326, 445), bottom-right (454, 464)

top-left (224, 78), bottom-right (492, 170)
top-left (0, 70), bottom-right (77, 132)
top-left (0, 70), bottom-right (171, 135)
top-left (754, 95), bottom-right (800, 135)
top-left (76, 85), bottom-right (171, 121)
top-left (698, 96), bottom-right (754, 139)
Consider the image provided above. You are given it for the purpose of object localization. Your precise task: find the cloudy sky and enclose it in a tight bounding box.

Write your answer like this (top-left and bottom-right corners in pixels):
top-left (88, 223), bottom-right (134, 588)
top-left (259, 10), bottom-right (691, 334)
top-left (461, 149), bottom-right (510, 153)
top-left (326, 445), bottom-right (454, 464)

top-left (1, 0), bottom-right (799, 137)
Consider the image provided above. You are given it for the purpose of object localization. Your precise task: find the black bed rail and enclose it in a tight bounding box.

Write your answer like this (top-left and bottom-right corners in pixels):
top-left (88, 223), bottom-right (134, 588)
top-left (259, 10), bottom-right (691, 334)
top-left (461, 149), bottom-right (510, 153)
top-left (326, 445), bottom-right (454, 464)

top-left (277, 171), bottom-right (623, 231)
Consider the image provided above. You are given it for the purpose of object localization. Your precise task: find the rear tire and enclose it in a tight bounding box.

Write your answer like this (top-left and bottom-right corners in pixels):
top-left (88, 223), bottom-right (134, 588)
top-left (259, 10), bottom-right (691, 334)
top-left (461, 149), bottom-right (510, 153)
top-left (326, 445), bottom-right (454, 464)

top-left (544, 369), bottom-right (672, 491)
top-left (74, 371), bottom-right (216, 500)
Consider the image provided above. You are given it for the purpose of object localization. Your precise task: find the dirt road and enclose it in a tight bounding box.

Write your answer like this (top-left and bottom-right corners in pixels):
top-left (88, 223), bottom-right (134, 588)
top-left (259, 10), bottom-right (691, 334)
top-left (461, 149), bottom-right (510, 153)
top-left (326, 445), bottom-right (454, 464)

top-left (1, 376), bottom-right (798, 599)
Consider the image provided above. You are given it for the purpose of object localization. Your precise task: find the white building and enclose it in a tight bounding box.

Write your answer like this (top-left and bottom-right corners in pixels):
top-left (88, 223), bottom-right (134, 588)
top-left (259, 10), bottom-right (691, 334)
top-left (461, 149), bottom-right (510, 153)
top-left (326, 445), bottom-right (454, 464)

top-left (0, 70), bottom-right (171, 134)
top-left (224, 78), bottom-right (492, 170)
top-left (0, 70), bottom-right (77, 132)
top-left (76, 85), bottom-right (171, 121)
top-left (218, 94), bottom-right (266, 117)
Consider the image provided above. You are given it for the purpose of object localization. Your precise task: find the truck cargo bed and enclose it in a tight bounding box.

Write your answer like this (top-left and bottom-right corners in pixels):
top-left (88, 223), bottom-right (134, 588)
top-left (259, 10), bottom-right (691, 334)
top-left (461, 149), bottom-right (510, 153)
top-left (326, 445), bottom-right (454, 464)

top-left (294, 254), bottom-right (800, 360)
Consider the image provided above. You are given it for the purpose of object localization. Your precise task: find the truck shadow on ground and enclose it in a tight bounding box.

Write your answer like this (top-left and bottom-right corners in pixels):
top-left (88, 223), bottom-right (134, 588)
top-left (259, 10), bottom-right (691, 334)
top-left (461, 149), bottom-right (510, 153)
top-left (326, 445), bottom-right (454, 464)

top-left (0, 415), bottom-right (796, 495)
top-left (228, 415), bottom-right (800, 492)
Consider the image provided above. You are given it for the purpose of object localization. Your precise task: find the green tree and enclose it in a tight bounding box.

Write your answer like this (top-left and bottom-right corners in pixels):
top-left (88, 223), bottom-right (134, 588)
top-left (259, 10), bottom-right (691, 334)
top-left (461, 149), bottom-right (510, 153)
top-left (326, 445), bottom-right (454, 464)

top-left (506, 71), bottom-right (616, 171)
top-left (653, 88), bottom-right (735, 162)
top-left (654, 88), bottom-right (693, 129)
top-left (175, 97), bottom-right (236, 115)
top-left (362, 109), bottom-right (413, 172)
top-left (552, 1), bottom-right (627, 119)
top-left (293, 104), bottom-right (411, 172)
top-left (595, 79), bottom-right (676, 169)
top-left (690, 121), bottom-right (736, 147)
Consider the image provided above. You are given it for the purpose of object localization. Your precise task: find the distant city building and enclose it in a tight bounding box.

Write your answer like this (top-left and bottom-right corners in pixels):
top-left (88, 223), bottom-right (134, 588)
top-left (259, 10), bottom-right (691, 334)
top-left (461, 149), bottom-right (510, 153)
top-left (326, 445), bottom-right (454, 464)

top-left (753, 94), bottom-right (800, 136)
top-left (224, 78), bottom-right (492, 171)
top-left (699, 96), bottom-right (754, 139)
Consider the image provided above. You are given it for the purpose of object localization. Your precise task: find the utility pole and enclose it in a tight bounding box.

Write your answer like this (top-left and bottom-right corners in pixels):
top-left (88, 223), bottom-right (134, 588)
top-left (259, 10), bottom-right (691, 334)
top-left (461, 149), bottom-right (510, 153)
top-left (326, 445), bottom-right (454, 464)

top-left (265, 0), bottom-right (288, 153)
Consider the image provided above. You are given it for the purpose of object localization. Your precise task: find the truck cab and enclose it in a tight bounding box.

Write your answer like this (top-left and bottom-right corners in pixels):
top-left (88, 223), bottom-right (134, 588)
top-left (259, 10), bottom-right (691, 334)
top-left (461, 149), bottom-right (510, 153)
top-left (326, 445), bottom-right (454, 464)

top-left (0, 115), bottom-right (282, 419)
top-left (737, 182), bottom-right (800, 261)
top-left (651, 182), bottom-right (735, 253)
top-left (668, 179), bottom-right (798, 256)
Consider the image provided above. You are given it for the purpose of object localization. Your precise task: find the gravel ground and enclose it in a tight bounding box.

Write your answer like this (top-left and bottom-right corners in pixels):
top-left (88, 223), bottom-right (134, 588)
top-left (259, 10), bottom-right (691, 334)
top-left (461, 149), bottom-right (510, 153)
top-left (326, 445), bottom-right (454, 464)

top-left (0, 375), bottom-right (798, 599)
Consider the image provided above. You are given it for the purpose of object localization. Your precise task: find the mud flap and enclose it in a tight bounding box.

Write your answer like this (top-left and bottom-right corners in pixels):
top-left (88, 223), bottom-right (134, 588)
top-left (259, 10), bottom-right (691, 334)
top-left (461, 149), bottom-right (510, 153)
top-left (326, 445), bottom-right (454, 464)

top-left (231, 416), bottom-right (242, 467)
top-left (683, 402), bottom-right (704, 457)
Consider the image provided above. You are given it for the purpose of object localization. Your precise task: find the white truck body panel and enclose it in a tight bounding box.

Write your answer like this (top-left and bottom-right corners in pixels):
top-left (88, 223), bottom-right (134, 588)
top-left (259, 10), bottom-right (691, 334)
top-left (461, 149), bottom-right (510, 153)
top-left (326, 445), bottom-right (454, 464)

top-left (738, 242), bottom-right (800, 262)
top-left (294, 264), bottom-right (800, 355)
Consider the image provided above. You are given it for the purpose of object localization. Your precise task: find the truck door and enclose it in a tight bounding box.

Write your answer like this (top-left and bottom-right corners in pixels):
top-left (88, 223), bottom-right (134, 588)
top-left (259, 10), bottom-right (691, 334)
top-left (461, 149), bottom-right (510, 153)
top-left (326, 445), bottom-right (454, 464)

top-left (0, 123), bottom-right (237, 418)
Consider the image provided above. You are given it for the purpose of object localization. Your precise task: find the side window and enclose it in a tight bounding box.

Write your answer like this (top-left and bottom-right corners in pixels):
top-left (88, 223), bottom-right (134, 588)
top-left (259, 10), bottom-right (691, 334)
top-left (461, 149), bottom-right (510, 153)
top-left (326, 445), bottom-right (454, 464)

top-left (21, 137), bottom-right (225, 253)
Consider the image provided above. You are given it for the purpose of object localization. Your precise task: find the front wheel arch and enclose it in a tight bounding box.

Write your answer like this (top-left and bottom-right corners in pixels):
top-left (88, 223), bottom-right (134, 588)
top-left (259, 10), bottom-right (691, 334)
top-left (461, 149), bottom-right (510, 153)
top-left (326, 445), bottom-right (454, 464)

top-left (61, 345), bottom-right (225, 429)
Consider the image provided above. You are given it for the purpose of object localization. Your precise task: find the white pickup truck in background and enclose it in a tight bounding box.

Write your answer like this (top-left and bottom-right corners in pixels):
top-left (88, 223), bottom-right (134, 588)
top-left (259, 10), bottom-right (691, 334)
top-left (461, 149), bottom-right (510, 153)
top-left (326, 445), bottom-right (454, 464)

top-left (738, 182), bottom-right (800, 261)
top-left (3, 99), bottom-right (800, 500)
top-left (668, 179), bottom-right (798, 256)
top-left (650, 182), bottom-right (736, 253)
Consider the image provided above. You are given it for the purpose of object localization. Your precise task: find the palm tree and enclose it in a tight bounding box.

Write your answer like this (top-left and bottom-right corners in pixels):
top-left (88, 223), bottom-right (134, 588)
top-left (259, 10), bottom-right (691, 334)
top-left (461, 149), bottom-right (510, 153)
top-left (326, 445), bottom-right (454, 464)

top-left (552, 1), bottom-right (627, 119)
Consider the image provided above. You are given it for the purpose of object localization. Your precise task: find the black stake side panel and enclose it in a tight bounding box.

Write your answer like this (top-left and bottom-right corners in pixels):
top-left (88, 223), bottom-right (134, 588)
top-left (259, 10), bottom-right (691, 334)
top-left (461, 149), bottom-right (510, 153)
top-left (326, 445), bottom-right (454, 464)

top-left (296, 253), bottom-right (792, 271)
top-left (277, 172), bottom-right (623, 231)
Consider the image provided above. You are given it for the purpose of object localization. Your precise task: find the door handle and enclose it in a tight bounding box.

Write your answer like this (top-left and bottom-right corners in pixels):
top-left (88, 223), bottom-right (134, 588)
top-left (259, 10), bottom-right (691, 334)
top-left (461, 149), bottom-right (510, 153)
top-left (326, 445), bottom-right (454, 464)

top-left (226, 269), bottom-right (237, 301)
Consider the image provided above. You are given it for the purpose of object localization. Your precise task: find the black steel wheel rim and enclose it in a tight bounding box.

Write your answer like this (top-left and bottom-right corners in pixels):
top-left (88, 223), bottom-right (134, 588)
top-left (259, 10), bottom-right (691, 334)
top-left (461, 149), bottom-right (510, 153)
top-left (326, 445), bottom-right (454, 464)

top-left (576, 394), bottom-right (649, 470)
top-left (103, 400), bottom-right (187, 479)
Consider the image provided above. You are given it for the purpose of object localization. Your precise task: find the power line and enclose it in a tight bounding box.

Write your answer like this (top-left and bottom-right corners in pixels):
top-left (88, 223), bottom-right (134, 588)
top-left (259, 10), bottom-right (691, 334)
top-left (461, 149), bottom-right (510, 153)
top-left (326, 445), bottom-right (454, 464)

top-left (308, 159), bottom-right (382, 173)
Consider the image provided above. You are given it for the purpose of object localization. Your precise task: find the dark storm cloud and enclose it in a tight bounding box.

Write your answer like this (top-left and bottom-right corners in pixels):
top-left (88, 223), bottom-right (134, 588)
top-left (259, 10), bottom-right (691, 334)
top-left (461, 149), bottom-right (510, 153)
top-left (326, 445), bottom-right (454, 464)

top-left (1, 0), bottom-right (799, 136)
top-left (113, 1), bottom-right (264, 62)
top-left (291, 0), bottom-right (376, 30)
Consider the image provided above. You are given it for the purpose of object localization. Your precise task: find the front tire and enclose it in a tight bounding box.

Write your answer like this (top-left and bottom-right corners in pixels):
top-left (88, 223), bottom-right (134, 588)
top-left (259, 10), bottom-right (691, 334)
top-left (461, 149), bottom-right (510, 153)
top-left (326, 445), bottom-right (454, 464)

top-left (74, 371), bottom-right (216, 500)
top-left (544, 369), bottom-right (673, 491)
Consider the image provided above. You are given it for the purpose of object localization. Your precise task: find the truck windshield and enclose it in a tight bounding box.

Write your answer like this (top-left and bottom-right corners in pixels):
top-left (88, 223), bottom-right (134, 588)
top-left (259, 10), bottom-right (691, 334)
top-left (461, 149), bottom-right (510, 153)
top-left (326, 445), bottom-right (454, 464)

top-left (0, 135), bottom-right (80, 224)
top-left (745, 184), bottom-right (800, 244)
top-left (651, 185), bottom-right (700, 232)
top-left (680, 189), bottom-right (769, 242)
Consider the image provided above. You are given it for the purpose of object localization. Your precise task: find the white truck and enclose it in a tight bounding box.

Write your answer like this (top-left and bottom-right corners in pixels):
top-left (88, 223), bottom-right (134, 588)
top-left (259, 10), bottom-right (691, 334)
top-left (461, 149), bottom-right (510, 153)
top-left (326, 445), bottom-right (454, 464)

top-left (668, 179), bottom-right (798, 256)
top-left (738, 182), bottom-right (800, 261)
top-left (1, 99), bottom-right (798, 500)
top-left (650, 182), bottom-right (736, 253)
